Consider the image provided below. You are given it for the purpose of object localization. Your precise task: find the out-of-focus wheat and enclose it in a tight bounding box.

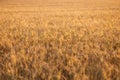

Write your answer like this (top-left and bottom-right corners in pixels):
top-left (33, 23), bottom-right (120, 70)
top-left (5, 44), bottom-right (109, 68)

top-left (0, 4), bottom-right (120, 80)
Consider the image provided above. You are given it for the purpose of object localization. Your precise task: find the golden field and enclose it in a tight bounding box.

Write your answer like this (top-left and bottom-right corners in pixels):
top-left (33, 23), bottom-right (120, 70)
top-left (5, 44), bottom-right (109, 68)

top-left (0, 0), bottom-right (120, 80)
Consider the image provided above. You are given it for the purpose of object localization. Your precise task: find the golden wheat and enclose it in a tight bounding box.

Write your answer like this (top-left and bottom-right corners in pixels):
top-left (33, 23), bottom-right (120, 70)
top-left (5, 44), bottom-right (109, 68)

top-left (0, 0), bottom-right (120, 80)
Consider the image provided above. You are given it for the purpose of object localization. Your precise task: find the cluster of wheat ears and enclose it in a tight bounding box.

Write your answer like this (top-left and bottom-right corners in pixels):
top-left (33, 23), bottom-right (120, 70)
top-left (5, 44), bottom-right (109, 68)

top-left (0, 5), bottom-right (120, 80)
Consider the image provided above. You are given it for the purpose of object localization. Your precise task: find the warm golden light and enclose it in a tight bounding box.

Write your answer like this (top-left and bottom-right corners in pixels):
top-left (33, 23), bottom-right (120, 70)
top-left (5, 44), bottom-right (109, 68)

top-left (0, 0), bottom-right (120, 80)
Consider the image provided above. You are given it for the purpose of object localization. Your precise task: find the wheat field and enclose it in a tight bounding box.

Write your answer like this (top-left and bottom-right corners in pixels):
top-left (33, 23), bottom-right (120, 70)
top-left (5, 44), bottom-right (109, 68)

top-left (0, 0), bottom-right (120, 80)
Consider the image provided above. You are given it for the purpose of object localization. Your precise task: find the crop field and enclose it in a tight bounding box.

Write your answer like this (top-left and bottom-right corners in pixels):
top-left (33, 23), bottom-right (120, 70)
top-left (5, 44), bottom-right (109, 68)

top-left (0, 0), bottom-right (120, 80)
